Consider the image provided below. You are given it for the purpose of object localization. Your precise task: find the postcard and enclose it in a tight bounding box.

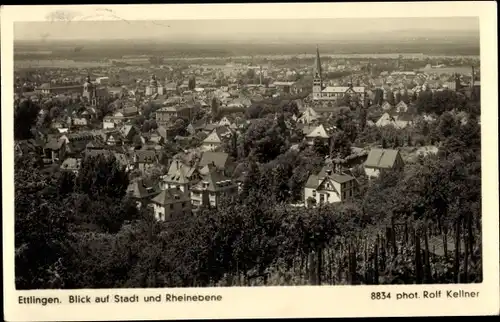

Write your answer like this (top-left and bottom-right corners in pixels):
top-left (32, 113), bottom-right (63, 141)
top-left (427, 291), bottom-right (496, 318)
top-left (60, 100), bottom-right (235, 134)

top-left (1, 2), bottom-right (498, 320)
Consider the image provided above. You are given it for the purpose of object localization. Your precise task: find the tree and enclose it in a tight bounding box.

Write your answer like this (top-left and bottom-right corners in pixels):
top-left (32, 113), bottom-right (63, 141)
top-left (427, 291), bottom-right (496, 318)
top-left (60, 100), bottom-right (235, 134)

top-left (395, 92), bottom-right (402, 104)
top-left (15, 100), bottom-right (41, 140)
top-left (313, 138), bottom-right (329, 156)
top-left (330, 131), bottom-right (352, 159)
top-left (246, 69), bottom-right (256, 79)
top-left (245, 104), bottom-right (263, 119)
top-left (211, 97), bottom-right (219, 119)
top-left (188, 76), bottom-right (196, 91)
top-left (382, 137), bottom-right (388, 148)
top-left (416, 89), bottom-right (434, 114)
top-left (133, 135), bottom-right (143, 148)
top-left (359, 107), bottom-right (367, 132)
top-left (387, 91), bottom-right (395, 105)
top-left (373, 88), bottom-right (384, 106)
top-left (76, 154), bottom-right (129, 200)
top-left (240, 118), bottom-right (288, 163)
top-left (15, 155), bottom-right (73, 289)
top-left (401, 90), bottom-right (410, 104)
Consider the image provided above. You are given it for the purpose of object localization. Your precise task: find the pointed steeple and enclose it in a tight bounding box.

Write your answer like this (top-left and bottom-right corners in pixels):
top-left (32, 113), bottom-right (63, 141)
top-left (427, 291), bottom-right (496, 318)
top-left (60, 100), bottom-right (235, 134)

top-left (314, 44), bottom-right (322, 79)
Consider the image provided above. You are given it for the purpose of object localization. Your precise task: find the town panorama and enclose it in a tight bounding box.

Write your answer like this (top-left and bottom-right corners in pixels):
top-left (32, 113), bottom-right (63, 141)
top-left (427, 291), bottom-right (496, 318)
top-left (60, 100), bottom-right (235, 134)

top-left (13, 18), bottom-right (481, 289)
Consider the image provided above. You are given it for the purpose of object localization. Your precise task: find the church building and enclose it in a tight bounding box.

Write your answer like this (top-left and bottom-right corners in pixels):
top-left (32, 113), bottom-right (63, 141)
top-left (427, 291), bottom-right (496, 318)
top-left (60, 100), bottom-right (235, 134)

top-left (312, 46), bottom-right (365, 103)
top-left (146, 74), bottom-right (164, 96)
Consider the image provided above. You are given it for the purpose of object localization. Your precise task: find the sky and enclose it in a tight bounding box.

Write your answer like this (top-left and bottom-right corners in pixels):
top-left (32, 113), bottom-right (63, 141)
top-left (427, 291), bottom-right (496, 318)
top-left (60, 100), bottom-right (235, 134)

top-left (14, 17), bottom-right (479, 42)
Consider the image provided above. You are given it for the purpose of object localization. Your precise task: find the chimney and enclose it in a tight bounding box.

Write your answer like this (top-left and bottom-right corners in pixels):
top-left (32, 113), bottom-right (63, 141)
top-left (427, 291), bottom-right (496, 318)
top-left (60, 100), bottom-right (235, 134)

top-left (326, 169), bottom-right (332, 176)
top-left (175, 160), bottom-right (179, 170)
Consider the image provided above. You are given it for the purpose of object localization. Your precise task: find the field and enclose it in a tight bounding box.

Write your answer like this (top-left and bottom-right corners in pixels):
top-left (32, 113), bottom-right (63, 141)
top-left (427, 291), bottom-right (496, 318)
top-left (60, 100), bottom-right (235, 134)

top-left (14, 59), bottom-right (111, 69)
top-left (419, 66), bottom-right (475, 74)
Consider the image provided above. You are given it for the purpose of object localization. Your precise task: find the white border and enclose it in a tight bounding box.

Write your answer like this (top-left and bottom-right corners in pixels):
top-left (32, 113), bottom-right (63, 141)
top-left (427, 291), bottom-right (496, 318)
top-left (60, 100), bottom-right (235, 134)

top-left (2, 2), bottom-right (499, 320)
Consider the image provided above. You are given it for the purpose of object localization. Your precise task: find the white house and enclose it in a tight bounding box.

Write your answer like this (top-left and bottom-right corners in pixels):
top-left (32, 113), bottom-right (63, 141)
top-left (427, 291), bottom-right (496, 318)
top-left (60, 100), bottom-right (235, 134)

top-left (103, 116), bottom-right (116, 129)
top-left (304, 167), bottom-right (357, 207)
top-left (364, 148), bottom-right (404, 178)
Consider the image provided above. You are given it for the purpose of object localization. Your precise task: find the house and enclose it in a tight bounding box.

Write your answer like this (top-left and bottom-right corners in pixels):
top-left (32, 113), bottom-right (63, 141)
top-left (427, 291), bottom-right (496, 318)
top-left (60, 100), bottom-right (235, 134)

top-left (72, 117), bottom-right (88, 127)
top-left (304, 124), bottom-right (336, 146)
top-left (201, 127), bottom-right (232, 152)
top-left (132, 150), bottom-right (159, 172)
top-left (60, 157), bottom-right (81, 174)
top-left (304, 167), bottom-right (357, 207)
top-left (15, 139), bottom-right (43, 157)
top-left (43, 137), bottom-right (66, 163)
top-left (395, 101), bottom-right (409, 113)
top-left (328, 147), bottom-right (369, 173)
top-left (198, 151), bottom-right (232, 175)
top-left (186, 119), bottom-right (208, 135)
top-left (190, 169), bottom-right (238, 209)
top-left (364, 148), bottom-right (404, 178)
top-left (119, 124), bottom-right (138, 144)
top-left (375, 112), bottom-right (414, 129)
top-left (149, 128), bottom-right (165, 145)
top-left (381, 101), bottom-right (393, 111)
top-left (156, 105), bottom-right (193, 126)
top-left (113, 152), bottom-right (133, 171)
top-left (106, 132), bottom-right (123, 146)
top-left (127, 179), bottom-right (161, 209)
top-left (162, 160), bottom-right (200, 192)
top-left (103, 116), bottom-right (116, 129)
top-left (151, 188), bottom-right (192, 222)
top-left (103, 107), bottom-right (138, 128)
top-left (297, 106), bottom-right (320, 124)
top-left (218, 116), bottom-right (234, 127)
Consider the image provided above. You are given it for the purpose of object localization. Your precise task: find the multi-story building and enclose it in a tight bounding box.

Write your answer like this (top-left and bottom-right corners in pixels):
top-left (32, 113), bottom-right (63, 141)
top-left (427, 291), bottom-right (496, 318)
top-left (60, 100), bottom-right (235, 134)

top-left (190, 169), bottom-right (238, 209)
top-left (151, 188), bottom-right (192, 221)
top-left (304, 166), bottom-right (357, 207)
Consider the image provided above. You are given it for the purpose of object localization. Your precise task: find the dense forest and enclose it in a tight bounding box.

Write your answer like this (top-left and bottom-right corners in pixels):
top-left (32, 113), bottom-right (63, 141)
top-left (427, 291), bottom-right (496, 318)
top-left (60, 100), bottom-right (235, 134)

top-left (14, 87), bottom-right (481, 288)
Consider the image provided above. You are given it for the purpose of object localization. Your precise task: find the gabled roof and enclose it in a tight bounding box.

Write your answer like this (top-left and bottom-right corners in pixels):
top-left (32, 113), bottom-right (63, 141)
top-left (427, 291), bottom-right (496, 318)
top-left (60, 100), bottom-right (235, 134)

top-left (199, 151), bottom-right (229, 169)
top-left (192, 170), bottom-right (234, 192)
top-left (298, 107), bottom-right (319, 123)
top-left (305, 124), bottom-right (336, 138)
top-left (44, 138), bottom-right (65, 150)
top-left (133, 150), bottom-right (158, 163)
top-left (151, 188), bottom-right (190, 205)
top-left (119, 124), bottom-right (137, 140)
top-left (165, 161), bottom-right (197, 184)
top-left (203, 130), bottom-right (223, 144)
top-left (364, 148), bottom-right (402, 169)
top-left (61, 158), bottom-right (81, 170)
top-left (305, 169), bottom-right (355, 190)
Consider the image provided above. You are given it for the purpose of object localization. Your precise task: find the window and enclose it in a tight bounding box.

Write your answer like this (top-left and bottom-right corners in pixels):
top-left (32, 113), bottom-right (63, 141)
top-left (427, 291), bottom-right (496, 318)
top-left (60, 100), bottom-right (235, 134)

top-left (182, 202), bottom-right (186, 208)
top-left (312, 190), bottom-right (316, 197)
top-left (170, 204), bottom-right (173, 209)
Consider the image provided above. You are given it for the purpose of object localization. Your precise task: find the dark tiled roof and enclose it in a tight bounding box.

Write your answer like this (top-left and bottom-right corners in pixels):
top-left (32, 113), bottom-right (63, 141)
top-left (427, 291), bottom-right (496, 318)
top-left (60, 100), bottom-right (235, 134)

top-left (199, 152), bottom-right (229, 169)
top-left (151, 188), bottom-right (190, 205)
top-left (134, 150), bottom-right (158, 164)
top-left (365, 148), bottom-right (401, 169)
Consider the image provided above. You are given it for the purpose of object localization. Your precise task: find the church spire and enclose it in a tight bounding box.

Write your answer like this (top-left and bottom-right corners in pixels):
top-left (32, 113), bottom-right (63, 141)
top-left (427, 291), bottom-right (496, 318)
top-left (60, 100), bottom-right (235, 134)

top-left (314, 44), bottom-right (322, 79)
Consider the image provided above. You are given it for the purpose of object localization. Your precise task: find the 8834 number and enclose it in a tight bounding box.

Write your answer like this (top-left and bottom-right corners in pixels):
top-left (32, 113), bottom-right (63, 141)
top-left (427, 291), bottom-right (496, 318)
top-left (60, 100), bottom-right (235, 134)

top-left (371, 292), bottom-right (391, 300)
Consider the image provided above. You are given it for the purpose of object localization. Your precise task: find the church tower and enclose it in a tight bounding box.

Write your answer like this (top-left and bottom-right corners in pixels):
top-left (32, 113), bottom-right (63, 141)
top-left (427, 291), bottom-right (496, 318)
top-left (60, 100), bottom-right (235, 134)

top-left (82, 75), bottom-right (97, 106)
top-left (312, 45), bottom-right (323, 100)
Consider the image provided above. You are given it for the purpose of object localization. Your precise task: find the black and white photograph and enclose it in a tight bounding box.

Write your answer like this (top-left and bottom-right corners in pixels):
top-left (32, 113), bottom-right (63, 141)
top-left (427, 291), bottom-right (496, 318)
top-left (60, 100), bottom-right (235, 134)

top-left (11, 14), bottom-right (485, 289)
top-left (3, 2), bottom-right (499, 320)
